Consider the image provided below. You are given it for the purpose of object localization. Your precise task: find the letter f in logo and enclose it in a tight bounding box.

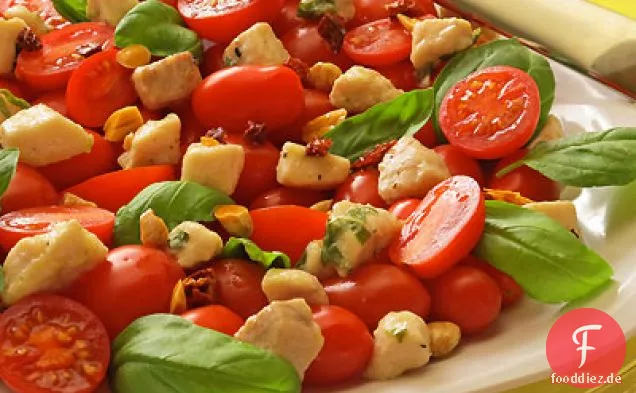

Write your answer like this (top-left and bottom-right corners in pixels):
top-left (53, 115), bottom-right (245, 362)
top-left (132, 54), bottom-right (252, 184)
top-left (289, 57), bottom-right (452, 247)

top-left (572, 324), bottom-right (603, 368)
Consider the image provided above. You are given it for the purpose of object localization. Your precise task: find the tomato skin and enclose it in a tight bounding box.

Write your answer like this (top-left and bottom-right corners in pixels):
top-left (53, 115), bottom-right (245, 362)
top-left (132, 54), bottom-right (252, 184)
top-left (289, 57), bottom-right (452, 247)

top-left (389, 175), bottom-right (486, 279)
top-left (225, 133), bottom-right (280, 206)
top-left (181, 305), bottom-right (245, 336)
top-left (488, 149), bottom-right (561, 201)
top-left (462, 255), bottom-right (524, 308)
top-left (201, 43), bottom-right (226, 77)
top-left (38, 130), bottom-right (117, 190)
top-left (413, 120), bottom-right (438, 148)
top-left (343, 18), bottom-right (411, 67)
top-left (212, 259), bottom-right (269, 320)
top-left (0, 294), bottom-right (109, 393)
top-left (15, 22), bottom-right (114, 91)
top-left (66, 246), bottom-right (185, 339)
top-left (430, 265), bottom-right (502, 336)
top-left (249, 187), bottom-right (329, 210)
top-left (0, 163), bottom-right (58, 213)
top-left (434, 144), bottom-right (485, 186)
top-left (374, 60), bottom-right (419, 91)
top-left (351, 0), bottom-right (436, 26)
top-left (178, 0), bottom-right (284, 43)
top-left (323, 264), bottom-right (431, 329)
top-left (0, 77), bottom-right (28, 99)
top-left (193, 66), bottom-right (304, 133)
top-left (282, 25), bottom-right (353, 69)
top-left (250, 206), bottom-right (327, 263)
top-left (388, 198), bottom-right (421, 220)
top-left (272, 0), bottom-right (305, 36)
top-left (65, 165), bottom-right (176, 212)
top-left (439, 66), bottom-right (541, 160)
top-left (334, 168), bottom-right (387, 208)
top-left (33, 89), bottom-right (68, 116)
top-left (305, 305), bottom-right (374, 386)
top-left (0, 205), bottom-right (115, 251)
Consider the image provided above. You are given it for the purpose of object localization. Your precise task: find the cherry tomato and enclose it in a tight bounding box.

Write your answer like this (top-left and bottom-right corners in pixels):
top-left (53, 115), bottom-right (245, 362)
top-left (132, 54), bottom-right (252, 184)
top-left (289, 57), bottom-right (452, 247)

top-left (0, 205), bottom-right (115, 251)
top-left (38, 130), bottom-right (117, 190)
top-left (250, 206), bottom-right (327, 263)
top-left (414, 120), bottom-right (438, 148)
top-left (181, 305), bottom-right (245, 336)
top-left (282, 24), bottom-right (353, 69)
top-left (65, 165), bottom-right (176, 212)
top-left (351, 0), bottom-right (436, 26)
top-left (160, 0), bottom-right (177, 6)
top-left (323, 264), bottom-right (431, 329)
top-left (462, 255), bottom-right (524, 308)
top-left (488, 149), bottom-right (560, 201)
top-left (389, 175), bottom-right (485, 278)
top-left (0, 294), bottom-right (109, 393)
top-left (334, 168), bottom-right (387, 208)
top-left (388, 198), bottom-right (420, 220)
top-left (439, 66), bottom-right (541, 159)
top-left (0, 77), bottom-right (28, 99)
top-left (178, 0), bottom-right (284, 43)
top-left (201, 43), bottom-right (225, 77)
top-left (249, 187), bottom-right (329, 210)
top-left (212, 259), bottom-right (268, 320)
top-left (374, 60), bottom-right (419, 91)
top-left (272, 0), bottom-right (304, 36)
top-left (434, 144), bottom-right (485, 186)
top-left (270, 89), bottom-right (334, 147)
top-left (0, 0), bottom-right (68, 28)
top-left (225, 133), bottom-right (279, 206)
top-left (305, 305), bottom-right (373, 386)
top-left (343, 18), bottom-right (410, 67)
top-left (15, 22), bottom-right (114, 91)
top-left (193, 66), bottom-right (304, 132)
top-left (430, 265), bottom-right (502, 335)
top-left (66, 246), bottom-right (185, 339)
top-left (33, 89), bottom-right (68, 116)
top-left (172, 101), bottom-right (206, 154)
top-left (1, 163), bottom-right (58, 213)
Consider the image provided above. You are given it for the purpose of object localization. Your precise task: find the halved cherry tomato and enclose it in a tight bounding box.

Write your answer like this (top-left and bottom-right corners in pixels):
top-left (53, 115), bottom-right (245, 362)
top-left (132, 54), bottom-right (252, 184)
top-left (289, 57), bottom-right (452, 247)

top-left (462, 255), bottom-right (524, 308)
top-left (0, 77), bottom-right (28, 100)
top-left (343, 18), bottom-right (411, 67)
top-left (0, 205), bottom-right (115, 251)
top-left (334, 168), bottom-right (387, 208)
top-left (389, 175), bottom-right (485, 278)
top-left (282, 24), bottom-right (353, 69)
top-left (305, 305), bottom-right (373, 386)
top-left (181, 305), bottom-right (245, 336)
top-left (226, 133), bottom-right (280, 206)
top-left (192, 66), bottom-right (304, 132)
top-left (323, 264), bottom-right (431, 329)
top-left (212, 259), bottom-right (269, 319)
top-left (250, 206), bottom-right (327, 263)
top-left (430, 265), bottom-right (502, 335)
top-left (178, 0), bottom-right (284, 43)
top-left (66, 49), bottom-right (137, 128)
top-left (434, 144), bottom-right (485, 186)
top-left (33, 89), bottom-right (68, 116)
top-left (272, 0), bottom-right (304, 36)
top-left (270, 89), bottom-right (334, 147)
top-left (15, 22), bottom-right (114, 91)
top-left (439, 66), bottom-right (541, 159)
top-left (413, 120), bottom-right (438, 148)
top-left (351, 0), bottom-right (436, 26)
top-left (0, 294), bottom-right (110, 393)
top-left (249, 187), bottom-right (329, 210)
top-left (388, 198), bottom-right (420, 220)
top-left (374, 60), bottom-right (419, 91)
top-left (65, 165), bottom-right (176, 212)
top-left (38, 130), bottom-right (117, 190)
top-left (488, 149), bottom-right (560, 201)
top-left (0, 0), bottom-right (68, 28)
top-left (1, 163), bottom-right (58, 213)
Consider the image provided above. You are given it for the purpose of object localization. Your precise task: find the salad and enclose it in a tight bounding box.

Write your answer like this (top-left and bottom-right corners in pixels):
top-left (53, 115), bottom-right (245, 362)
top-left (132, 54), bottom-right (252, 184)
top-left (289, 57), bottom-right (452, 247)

top-left (0, 0), bottom-right (633, 392)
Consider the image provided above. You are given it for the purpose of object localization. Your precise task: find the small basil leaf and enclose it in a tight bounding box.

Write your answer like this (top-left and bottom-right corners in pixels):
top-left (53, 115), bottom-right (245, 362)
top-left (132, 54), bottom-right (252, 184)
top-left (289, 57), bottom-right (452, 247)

top-left (0, 265), bottom-right (5, 295)
top-left (111, 314), bottom-right (301, 393)
top-left (114, 181), bottom-right (234, 246)
top-left (325, 88), bottom-right (434, 162)
top-left (222, 237), bottom-right (291, 269)
top-left (0, 149), bottom-right (20, 204)
top-left (433, 39), bottom-right (555, 140)
top-left (297, 0), bottom-right (336, 19)
top-left (52, 0), bottom-right (89, 22)
top-left (0, 89), bottom-right (30, 119)
top-left (497, 127), bottom-right (636, 187)
top-left (475, 201), bottom-right (613, 304)
top-left (115, 0), bottom-right (202, 60)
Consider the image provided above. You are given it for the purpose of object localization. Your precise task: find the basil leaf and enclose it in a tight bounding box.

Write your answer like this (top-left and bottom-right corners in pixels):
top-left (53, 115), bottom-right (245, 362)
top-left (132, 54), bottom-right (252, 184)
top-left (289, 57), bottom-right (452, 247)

top-left (0, 265), bottom-right (5, 295)
top-left (115, 0), bottom-right (202, 60)
top-left (325, 88), bottom-right (434, 162)
top-left (433, 39), bottom-right (555, 139)
top-left (0, 89), bottom-right (30, 119)
top-left (475, 201), bottom-right (613, 303)
top-left (111, 314), bottom-right (301, 393)
top-left (497, 127), bottom-right (636, 187)
top-left (297, 0), bottom-right (336, 19)
top-left (52, 0), bottom-right (89, 22)
top-left (222, 237), bottom-right (291, 269)
top-left (114, 181), bottom-right (234, 246)
top-left (0, 149), bottom-right (19, 203)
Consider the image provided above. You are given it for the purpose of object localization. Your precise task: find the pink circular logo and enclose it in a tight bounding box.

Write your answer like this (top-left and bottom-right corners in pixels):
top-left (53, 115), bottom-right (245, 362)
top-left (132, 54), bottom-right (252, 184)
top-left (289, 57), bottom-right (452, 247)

top-left (546, 308), bottom-right (626, 387)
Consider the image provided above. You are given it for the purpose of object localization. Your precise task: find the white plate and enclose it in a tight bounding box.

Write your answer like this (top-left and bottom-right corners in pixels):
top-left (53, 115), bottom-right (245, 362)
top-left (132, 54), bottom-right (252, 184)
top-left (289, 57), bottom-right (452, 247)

top-left (3, 60), bottom-right (636, 393)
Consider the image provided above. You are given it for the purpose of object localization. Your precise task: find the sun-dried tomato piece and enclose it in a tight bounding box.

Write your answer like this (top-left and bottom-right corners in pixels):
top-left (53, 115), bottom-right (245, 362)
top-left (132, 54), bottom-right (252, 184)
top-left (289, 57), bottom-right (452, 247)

top-left (385, 0), bottom-right (417, 15)
top-left (206, 127), bottom-right (227, 144)
top-left (16, 28), bottom-right (42, 52)
top-left (244, 121), bottom-right (267, 146)
top-left (284, 57), bottom-right (310, 86)
top-left (183, 268), bottom-right (217, 309)
top-left (352, 140), bottom-right (397, 169)
top-left (306, 138), bottom-right (333, 157)
top-left (317, 13), bottom-right (346, 53)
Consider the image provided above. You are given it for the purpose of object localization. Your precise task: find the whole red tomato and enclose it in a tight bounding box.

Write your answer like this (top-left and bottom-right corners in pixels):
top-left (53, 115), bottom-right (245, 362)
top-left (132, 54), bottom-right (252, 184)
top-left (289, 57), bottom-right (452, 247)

top-left (334, 168), bottom-right (387, 208)
top-left (212, 259), bottom-right (269, 319)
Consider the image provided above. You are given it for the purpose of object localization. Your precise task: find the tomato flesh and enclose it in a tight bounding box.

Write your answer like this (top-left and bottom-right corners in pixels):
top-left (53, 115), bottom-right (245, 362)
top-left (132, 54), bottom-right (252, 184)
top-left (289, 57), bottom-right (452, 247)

top-left (439, 66), bottom-right (541, 159)
top-left (343, 18), bottom-right (411, 67)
